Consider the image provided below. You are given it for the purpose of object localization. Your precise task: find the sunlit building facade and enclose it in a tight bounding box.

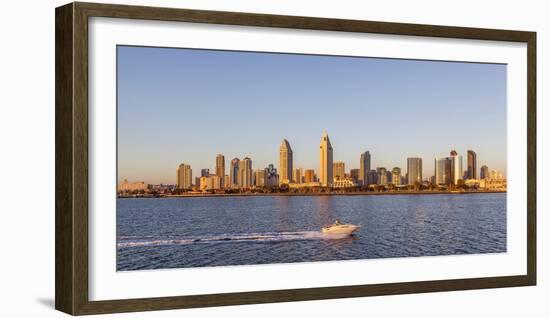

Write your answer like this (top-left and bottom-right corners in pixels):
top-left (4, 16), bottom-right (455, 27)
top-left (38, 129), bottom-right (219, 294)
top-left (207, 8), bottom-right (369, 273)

top-left (216, 154), bottom-right (225, 188)
top-left (238, 157), bottom-right (253, 188)
top-left (407, 157), bottom-right (422, 185)
top-left (176, 163), bottom-right (192, 189)
top-left (359, 151), bottom-right (371, 186)
top-left (279, 139), bottom-right (293, 185)
top-left (319, 131), bottom-right (334, 187)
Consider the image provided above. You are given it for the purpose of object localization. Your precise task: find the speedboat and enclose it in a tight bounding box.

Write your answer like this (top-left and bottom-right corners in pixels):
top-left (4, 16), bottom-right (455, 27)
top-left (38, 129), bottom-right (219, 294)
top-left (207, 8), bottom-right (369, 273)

top-left (321, 220), bottom-right (360, 235)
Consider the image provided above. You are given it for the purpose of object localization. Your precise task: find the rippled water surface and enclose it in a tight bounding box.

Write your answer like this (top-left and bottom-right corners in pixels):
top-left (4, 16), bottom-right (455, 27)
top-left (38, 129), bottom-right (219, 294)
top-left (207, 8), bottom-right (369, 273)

top-left (117, 193), bottom-right (506, 270)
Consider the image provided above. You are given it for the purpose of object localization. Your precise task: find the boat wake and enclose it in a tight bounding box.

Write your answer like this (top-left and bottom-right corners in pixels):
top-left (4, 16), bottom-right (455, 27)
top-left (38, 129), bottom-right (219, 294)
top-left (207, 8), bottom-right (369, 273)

top-left (118, 231), bottom-right (352, 248)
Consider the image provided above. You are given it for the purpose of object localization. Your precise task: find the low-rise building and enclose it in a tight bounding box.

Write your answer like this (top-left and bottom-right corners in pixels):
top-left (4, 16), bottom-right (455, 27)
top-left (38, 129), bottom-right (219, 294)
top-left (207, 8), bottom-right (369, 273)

top-left (333, 178), bottom-right (358, 188)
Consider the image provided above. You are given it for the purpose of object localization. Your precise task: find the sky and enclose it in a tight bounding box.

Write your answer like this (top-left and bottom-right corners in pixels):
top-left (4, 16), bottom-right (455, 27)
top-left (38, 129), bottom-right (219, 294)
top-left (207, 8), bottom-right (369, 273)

top-left (117, 45), bottom-right (507, 184)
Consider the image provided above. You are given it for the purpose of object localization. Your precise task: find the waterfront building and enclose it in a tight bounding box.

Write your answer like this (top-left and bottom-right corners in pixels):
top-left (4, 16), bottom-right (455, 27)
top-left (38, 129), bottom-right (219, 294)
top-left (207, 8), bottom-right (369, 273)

top-left (199, 175), bottom-right (222, 191)
top-left (288, 182), bottom-right (322, 189)
top-left (480, 165), bottom-right (489, 180)
top-left (467, 150), bottom-right (477, 179)
top-left (293, 168), bottom-right (303, 184)
top-left (319, 131), bottom-right (334, 187)
top-left (216, 154), bottom-right (225, 187)
top-left (238, 157), bottom-right (253, 188)
top-left (434, 157), bottom-right (452, 185)
top-left (359, 151), bottom-right (371, 185)
top-left (194, 177), bottom-right (201, 190)
top-left (407, 157), bottom-right (422, 185)
top-left (304, 169), bottom-right (316, 183)
top-left (333, 161), bottom-right (345, 180)
top-left (391, 167), bottom-right (402, 185)
top-left (377, 167), bottom-right (388, 185)
top-left (333, 178), bottom-right (358, 188)
top-left (264, 164), bottom-right (279, 188)
top-left (479, 170), bottom-right (507, 190)
top-left (118, 179), bottom-right (148, 192)
top-left (200, 168), bottom-right (210, 177)
top-left (367, 169), bottom-right (378, 185)
top-left (489, 169), bottom-right (504, 180)
top-left (350, 169), bottom-right (360, 183)
top-left (224, 175), bottom-right (230, 188)
top-left (449, 150), bottom-right (463, 185)
top-left (279, 139), bottom-right (293, 185)
top-left (176, 163), bottom-right (192, 190)
top-left (254, 169), bottom-right (266, 187)
top-left (230, 158), bottom-right (240, 187)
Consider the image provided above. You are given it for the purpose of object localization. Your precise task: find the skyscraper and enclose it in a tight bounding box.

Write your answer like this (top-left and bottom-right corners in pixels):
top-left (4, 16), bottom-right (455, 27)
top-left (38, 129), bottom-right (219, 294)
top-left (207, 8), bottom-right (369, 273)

top-left (377, 167), bottom-right (387, 185)
top-left (304, 169), bottom-right (316, 183)
top-left (359, 151), bottom-right (371, 186)
top-left (216, 154), bottom-right (225, 187)
top-left (367, 169), bottom-right (378, 185)
top-left (264, 164), bottom-right (279, 187)
top-left (229, 158), bottom-right (240, 187)
top-left (279, 139), bottom-right (293, 185)
top-left (333, 161), bottom-right (345, 180)
top-left (200, 168), bottom-right (210, 177)
top-left (319, 131), bottom-right (333, 187)
top-left (254, 169), bottom-right (266, 187)
top-left (238, 157), bottom-right (253, 189)
top-left (434, 157), bottom-right (452, 185)
top-left (293, 168), bottom-right (303, 184)
top-left (480, 165), bottom-right (489, 180)
top-left (350, 169), bottom-right (360, 183)
top-left (391, 167), bottom-right (402, 185)
top-left (407, 157), bottom-right (423, 185)
top-left (467, 150), bottom-right (477, 179)
top-left (176, 163), bottom-right (192, 189)
top-left (449, 150), bottom-right (463, 184)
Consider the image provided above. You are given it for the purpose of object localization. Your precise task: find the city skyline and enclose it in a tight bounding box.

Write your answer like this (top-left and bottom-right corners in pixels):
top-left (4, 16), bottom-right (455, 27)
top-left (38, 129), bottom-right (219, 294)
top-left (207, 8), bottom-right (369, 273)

top-left (117, 46), bottom-right (506, 184)
top-left (126, 132), bottom-right (503, 187)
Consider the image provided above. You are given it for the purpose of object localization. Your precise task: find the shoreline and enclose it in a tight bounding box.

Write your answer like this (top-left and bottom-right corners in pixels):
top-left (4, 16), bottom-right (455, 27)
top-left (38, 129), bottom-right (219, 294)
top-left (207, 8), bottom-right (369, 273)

top-left (119, 190), bottom-right (506, 199)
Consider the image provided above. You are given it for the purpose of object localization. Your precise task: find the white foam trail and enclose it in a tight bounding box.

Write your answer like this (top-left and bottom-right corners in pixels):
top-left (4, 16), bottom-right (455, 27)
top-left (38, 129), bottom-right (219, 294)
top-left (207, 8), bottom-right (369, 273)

top-left (117, 231), bottom-right (352, 248)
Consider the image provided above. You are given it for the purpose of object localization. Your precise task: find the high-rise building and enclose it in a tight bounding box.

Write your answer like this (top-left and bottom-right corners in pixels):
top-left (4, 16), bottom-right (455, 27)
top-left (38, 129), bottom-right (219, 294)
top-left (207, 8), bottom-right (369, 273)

top-left (319, 131), bottom-right (333, 187)
top-left (367, 169), bottom-right (378, 185)
top-left (254, 169), bottom-right (266, 187)
top-left (467, 150), bottom-right (477, 179)
top-left (224, 175), bottom-right (230, 188)
top-left (264, 164), bottom-right (279, 187)
top-left (333, 161), bottom-right (345, 180)
top-left (480, 165), bottom-right (489, 180)
top-left (377, 167), bottom-right (387, 185)
top-left (304, 169), bottom-right (316, 183)
top-left (434, 157), bottom-right (452, 185)
top-left (350, 169), bottom-right (360, 183)
top-left (279, 139), bottom-right (293, 184)
top-left (216, 154), bottom-right (225, 187)
top-left (407, 157), bottom-right (423, 185)
top-left (293, 168), bottom-right (303, 184)
top-left (229, 158), bottom-right (240, 187)
top-left (391, 167), bottom-right (402, 185)
top-left (449, 150), bottom-right (463, 184)
top-left (359, 151), bottom-right (371, 185)
top-left (238, 157), bottom-right (253, 188)
top-left (200, 168), bottom-right (210, 177)
top-left (194, 177), bottom-right (201, 189)
top-left (199, 175), bottom-right (221, 191)
top-left (177, 163), bottom-right (192, 189)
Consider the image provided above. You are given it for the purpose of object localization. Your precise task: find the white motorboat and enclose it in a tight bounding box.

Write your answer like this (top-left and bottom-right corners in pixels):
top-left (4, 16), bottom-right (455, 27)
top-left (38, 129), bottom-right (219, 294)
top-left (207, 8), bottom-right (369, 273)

top-left (321, 220), bottom-right (360, 235)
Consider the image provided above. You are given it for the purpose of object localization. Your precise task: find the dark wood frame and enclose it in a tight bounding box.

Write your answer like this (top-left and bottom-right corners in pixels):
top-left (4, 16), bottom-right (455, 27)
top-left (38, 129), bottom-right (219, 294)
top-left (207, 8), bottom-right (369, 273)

top-left (56, 1), bottom-right (537, 315)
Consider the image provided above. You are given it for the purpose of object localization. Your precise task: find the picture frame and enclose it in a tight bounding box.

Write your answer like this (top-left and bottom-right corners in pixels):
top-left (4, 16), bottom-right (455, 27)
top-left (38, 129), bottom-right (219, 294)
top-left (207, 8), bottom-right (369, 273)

top-left (55, 1), bottom-right (536, 315)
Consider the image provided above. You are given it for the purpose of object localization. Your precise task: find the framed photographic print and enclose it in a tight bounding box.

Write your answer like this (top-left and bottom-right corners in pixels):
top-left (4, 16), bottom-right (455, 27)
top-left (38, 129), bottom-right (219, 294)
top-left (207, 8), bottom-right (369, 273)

top-left (55, 2), bottom-right (536, 315)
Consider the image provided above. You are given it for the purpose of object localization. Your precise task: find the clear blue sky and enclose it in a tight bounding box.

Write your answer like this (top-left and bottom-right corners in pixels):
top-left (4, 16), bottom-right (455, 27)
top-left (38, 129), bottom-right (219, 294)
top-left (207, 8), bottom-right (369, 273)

top-left (117, 45), bottom-right (506, 184)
